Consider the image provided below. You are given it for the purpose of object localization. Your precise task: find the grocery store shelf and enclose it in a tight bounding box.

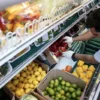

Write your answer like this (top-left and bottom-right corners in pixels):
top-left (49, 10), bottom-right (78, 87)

top-left (0, 15), bottom-right (84, 88)
top-left (0, 0), bottom-right (27, 10)
top-left (0, 5), bottom-right (83, 67)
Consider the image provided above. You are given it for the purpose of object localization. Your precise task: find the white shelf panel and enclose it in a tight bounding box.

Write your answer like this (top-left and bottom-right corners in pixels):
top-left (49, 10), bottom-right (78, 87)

top-left (0, 15), bottom-right (83, 88)
top-left (0, 5), bottom-right (83, 66)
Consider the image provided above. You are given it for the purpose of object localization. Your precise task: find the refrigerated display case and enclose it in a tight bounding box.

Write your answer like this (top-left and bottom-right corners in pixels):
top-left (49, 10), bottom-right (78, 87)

top-left (0, 0), bottom-right (100, 100)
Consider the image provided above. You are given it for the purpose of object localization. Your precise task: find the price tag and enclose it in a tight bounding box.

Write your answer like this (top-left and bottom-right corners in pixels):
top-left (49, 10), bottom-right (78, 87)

top-left (42, 33), bottom-right (49, 42)
top-left (54, 26), bottom-right (59, 32)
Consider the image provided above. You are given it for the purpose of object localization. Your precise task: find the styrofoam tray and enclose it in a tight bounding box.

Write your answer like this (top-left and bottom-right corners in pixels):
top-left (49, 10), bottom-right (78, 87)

top-left (54, 57), bottom-right (76, 70)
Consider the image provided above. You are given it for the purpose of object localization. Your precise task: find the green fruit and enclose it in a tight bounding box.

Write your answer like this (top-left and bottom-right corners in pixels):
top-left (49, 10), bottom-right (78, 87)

top-left (43, 91), bottom-right (47, 95)
top-left (49, 84), bottom-right (53, 88)
top-left (61, 96), bottom-right (66, 100)
top-left (58, 76), bottom-right (63, 81)
top-left (64, 87), bottom-right (69, 92)
top-left (77, 87), bottom-right (81, 91)
top-left (56, 94), bottom-right (61, 99)
top-left (77, 97), bottom-right (80, 100)
top-left (72, 84), bottom-right (78, 88)
top-left (60, 90), bottom-right (65, 95)
top-left (69, 87), bottom-right (75, 92)
top-left (50, 80), bottom-right (55, 84)
top-left (48, 88), bottom-right (55, 96)
top-left (55, 97), bottom-right (59, 100)
top-left (76, 90), bottom-right (82, 96)
top-left (56, 87), bottom-right (62, 92)
top-left (72, 92), bottom-right (76, 98)
top-left (65, 82), bottom-right (71, 87)
top-left (54, 82), bottom-right (59, 87)
top-left (55, 79), bottom-right (59, 83)
top-left (54, 88), bottom-right (57, 91)
top-left (66, 93), bottom-right (71, 98)
top-left (61, 80), bottom-right (66, 86)
top-left (61, 86), bottom-right (65, 90)
top-left (46, 87), bottom-right (49, 91)
top-left (55, 92), bottom-right (59, 95)
top-left (51, 96), bottom-right (55, 99)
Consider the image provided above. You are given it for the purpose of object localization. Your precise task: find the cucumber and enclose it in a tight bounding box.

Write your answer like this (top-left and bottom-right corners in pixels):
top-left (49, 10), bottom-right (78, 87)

top-left (88, 41), bottom-right (100, 47)
top-left (86, 43), bottom-right (100, 50)
top-left (85, 48), bottom-right (96, 53)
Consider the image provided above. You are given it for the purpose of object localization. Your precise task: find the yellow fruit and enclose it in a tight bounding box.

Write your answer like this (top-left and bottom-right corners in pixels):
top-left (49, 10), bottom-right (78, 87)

top-left (21, 72), bottom-right (27, 78)
top-left (20, 89), bottom-right (24, 93)
top-left (82, 65), bottom-right (88, 72)
top-left (42, 73), bottom-right (46, 78)
top-left (19, 77), bottom-right (24, 81)
top-left (37, 76), bottom-right (41, 82)
top-left (88, 65), bottom-right (95, 73)
top-left (27, 76), bottom-right (31, 80)
top-left (23, 79), bottom-right (27, 84)
top-left (35, 63), bottom-right (38, 67)
top-left (31, 63), bottom-right (35, 67)
top-left (72, 72), bottom-right (79, 77)
top-left (27, 66), bottom-right (33, 71)
top-left (77, 60), bottom-right (84, 67)
top-left (32, 75), bottom-right (35, 78)
top-left (30, 70), bottom-right (34, 75)
top-left (76, 67), bottom-right (83, 75)
top-left (26, 71), bottom-right (30, 75)
top-left (16, 74), bottom-right (20, 78)
top-left (33, 67), bottom-right (38, 72)
top-left (83, 77), bottom-right (90, 84)
top-left (33, 80), bottom-right (38, 85)
top-left (25, 88), bottom-right (31, 94)
top-left (6, 83), bottom-right (13, 88)
top-left (80, 73), bottom-right (85, 79)
top-left (17, 83), bottom-right (24, 88)
top-left (12, 80), bottom-right (19, 86)
top-left (24, 84), bottom-right (30, 89)
top-left (38, 67), bottom-right (43, 73)
top-left (34, 72), bottom-right (40, 77)
top-left (86, 71), bottom-right (93, 79)
top-left (30, 84), bottom-right (34, 89)
top-left (10, 85), bottom-right (16, 92)
top-left (15, 90), bottom-right (22, 97)
top-left (28, 79), bottom-right (33, 84)
top-left (41, 71), bottom-right (46, 75)
top-left (23, 67), bottom-right (27, 71)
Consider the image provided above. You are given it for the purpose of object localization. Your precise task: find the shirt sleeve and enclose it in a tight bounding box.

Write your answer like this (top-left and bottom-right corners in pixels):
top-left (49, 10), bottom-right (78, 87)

top-left (94, 50), bottom-right (100, 63)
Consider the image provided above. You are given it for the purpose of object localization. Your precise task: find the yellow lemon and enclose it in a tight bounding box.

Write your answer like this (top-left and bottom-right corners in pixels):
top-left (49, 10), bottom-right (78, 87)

top-left (28, 79), bottom-right (33, 84)
top-left (25, 88), bottom-right (31, 94)
top-left (23, 67), bottom-right (27, 71)
top-left (30, 84), bottom-right (34, 89)
top-left (19, 77), bottom-right (24, 82)
top-left (23, 79), bottom-right (27, 84)
top-left (38, 67), bottom-right (43, 73)
top-left (17, 83), bottom-right (24, 88)
top-left (21, 72), bottom-right (27, 78)
top-left (34, 72), bottom-right (40, 77)
top-left (37, 76), bottom-right (41, 82)
top-left (11, 85), bottom-right (16, 92)
top-left (33, 80), bottom-right (38, 85)
top-left (24, 84), bottom-right (30, 89)
top-left (27, 65), bottom-right (33, 71)
top-left (15, 90), bottom-right (22, 97)
top-left (16, 73), bottom-right (20, 78)
top-left (6, 83), bottom-right (13, 88)
top-left (12, 80), bottom-right (19, 86)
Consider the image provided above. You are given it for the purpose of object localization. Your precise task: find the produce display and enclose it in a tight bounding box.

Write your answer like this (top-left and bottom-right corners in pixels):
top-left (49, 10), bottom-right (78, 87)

top-left (62, 65), bottom-right (72, 72)
top-left (49, 38), bottom-right (68, 57)
top-left (6, 61), bottom-right (46, 97)
top-left (72, 60), bottom-right (95, 84)
top-left (43, 76), bottom-right (83, 100)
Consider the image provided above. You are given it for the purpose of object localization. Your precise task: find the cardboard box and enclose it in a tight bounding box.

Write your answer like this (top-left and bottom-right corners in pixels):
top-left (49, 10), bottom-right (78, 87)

top-left (3, 59), bottom-right (49, 100)
top-left (37, 69), bottom-right (86, 100)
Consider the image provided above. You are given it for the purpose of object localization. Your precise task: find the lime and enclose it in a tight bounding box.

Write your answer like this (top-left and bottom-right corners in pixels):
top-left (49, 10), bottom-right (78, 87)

top-left (66, 93), bottom-right (71, 98)
top-left (61, 86), bottom-right (65, 90)
top-left (54, 88), bottom-right (57, 91)
top-left (65, 82), bottom-right (71, 87)
top-left (55, 97), bottom-right (59, 100)
top-left (72, 84), bottom-right (78, 88)
top-left (77, 97), bottom-right (80, 100)
top-left (43, 91), bottom-right (47, 95)
top-left (77, 87), bottom-right (81, 91)
top-left (60, 90), bottom-right (65, 95)
top-left (69, 87), bottom-right (75, 92)
top-left (49, 84), bottom-right (53, 88)
top-left (56, 87), bottom-right (62, 92)
top-left (61, 96), bottom-right (66, 100)
top-left (50, 80), bottom-right (55, 84)
top-left (72, 92), bottom-right (76, 98)
top-left (61, 80), bottom-right (66, 86)
top-left (51, 96), bottom-right (55, 99)
top-left (46, 87), bottom-right (49, 91)
top-left (55, 79), bottom-right (59, 83)
top-left (48, 88), bottom-right (55, 96)
top-left (58, 76), bottom-right (63, 81)
top-left (64, 87), bottom-right (69, 92)
top-left (76, 90), bottom-right (82, 96)
top-left (55, 92), bottom-right (59, 95)
top-left (56, 94), bottom-right (61, 99)
top-left (54, 82), bottom-right (59, 87)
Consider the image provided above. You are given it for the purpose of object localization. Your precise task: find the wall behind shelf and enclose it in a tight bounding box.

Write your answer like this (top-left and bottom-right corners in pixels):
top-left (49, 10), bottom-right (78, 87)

top-left (0, 0), bottom-right (27, 10)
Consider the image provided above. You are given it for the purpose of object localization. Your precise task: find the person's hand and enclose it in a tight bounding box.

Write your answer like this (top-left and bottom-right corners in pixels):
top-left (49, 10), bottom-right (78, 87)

top-left (63, 36), bottom-right (73, 43)
top-left (62, 51), bottom-right (74, 59)
top-left (63, 36), bottom-right (73, 47)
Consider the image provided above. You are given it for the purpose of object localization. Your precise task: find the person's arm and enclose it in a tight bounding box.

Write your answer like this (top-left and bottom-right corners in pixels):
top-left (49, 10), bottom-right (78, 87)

top-left (73, 31), bottom-right (95, 41)
top-left (74, 54), bottom-right (98, 64)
